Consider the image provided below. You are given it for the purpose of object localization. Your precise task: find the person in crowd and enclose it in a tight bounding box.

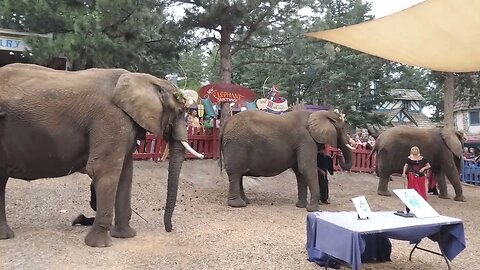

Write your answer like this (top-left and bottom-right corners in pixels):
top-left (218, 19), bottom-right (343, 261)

top-left (188, 110), bottom-right (201, 129)
top-left (359, 129), bottom-right (369, 143)
top-left (317, 144), bottom-right (334, 205)
top-left (402, 146), bottom-right (431, 202)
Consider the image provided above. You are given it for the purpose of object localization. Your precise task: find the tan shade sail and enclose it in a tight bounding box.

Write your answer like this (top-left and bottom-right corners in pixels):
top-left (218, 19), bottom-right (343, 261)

top-left (306, 0), bottom-right (480, 72)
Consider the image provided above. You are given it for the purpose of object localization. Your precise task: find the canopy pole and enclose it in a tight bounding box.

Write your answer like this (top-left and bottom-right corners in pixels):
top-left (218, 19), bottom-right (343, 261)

top-left (443, 72), bottom-right (455, 128)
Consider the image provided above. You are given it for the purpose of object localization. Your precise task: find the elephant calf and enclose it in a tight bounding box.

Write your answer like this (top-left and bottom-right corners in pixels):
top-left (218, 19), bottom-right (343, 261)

top-left (219, 110), bottom-right (352, 211)
top-left (372, 126), bottom-right (466, 201)
top-left (0, 63), bottom-right (203, 247)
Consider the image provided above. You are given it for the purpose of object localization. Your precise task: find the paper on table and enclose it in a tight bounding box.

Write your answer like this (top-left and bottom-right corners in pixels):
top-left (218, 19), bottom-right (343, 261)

top-left (351, 195), bottom-right (372, 220)
top-left (393, 189), bottom-right (440, 218)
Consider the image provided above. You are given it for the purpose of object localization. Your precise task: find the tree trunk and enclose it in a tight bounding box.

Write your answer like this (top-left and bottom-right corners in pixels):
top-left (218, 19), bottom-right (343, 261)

top-left (219, 24), bottom-right (233, 126)
top-left (443, 72), bottom-right (455, 128)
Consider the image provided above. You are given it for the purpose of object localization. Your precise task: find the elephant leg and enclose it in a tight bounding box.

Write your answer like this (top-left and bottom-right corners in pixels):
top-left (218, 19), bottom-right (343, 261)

top-left (296, 152), bottom-right (320, 212)
top-left (292, 166), bottom-right (307, 208)
top-left (0, 174), bottom-right (14, 239)
top-left (442, 166), bottom-right (465, 201)
top-left (376, 162), bottom-right (392, 196)
top-left (228, 174), bottom-right (246, 207)
top-left (84, 153), bottom-right (124, 247)
top-left (111, 154), bottom-right (136, 238)
top-left (435, 171), bottom-right (450, 199)
top-left (89, 181), bottom-right (97, 211)
top-left (240, 179), bottom-right (250, 204)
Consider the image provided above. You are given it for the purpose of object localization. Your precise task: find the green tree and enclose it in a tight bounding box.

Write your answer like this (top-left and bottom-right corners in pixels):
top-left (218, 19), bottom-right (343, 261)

top-left (175, 47), bottom-right (205, 90)
top-left (0, 0), bottom-right (182, 75)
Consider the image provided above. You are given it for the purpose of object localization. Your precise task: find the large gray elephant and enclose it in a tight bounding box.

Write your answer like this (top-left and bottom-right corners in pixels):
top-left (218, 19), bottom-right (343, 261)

top-left (219, 110), bottom-right (353, 211)
top-left (0, 63), bottom-right (203, 247)
top-left (372, 126), bottom-right (465, 201)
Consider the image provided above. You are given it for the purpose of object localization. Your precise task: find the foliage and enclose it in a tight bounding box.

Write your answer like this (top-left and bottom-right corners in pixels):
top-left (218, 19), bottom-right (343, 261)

top-left (0, 0), bottom-right (182, 75)
top-left (0, 0), bottom-right (450, 128)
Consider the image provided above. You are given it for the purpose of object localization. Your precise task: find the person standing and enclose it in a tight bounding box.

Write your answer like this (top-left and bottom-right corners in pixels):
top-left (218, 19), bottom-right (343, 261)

top-left (402, 146), bottom-right (431, 201)
top-left (317, 145), bottom-right (334, 204)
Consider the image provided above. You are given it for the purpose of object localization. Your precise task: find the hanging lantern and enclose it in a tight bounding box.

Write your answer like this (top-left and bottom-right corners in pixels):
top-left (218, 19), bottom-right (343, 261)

top-left (197, 103), bottom-right (204, 117)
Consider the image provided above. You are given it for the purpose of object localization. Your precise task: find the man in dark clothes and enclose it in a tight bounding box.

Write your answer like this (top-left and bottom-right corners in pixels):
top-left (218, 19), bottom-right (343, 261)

top-left (317, 144), bottom-right (334, 204)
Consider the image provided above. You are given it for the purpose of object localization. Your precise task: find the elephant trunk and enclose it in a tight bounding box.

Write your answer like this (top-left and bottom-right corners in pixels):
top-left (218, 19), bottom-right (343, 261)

top-left (164, 139), bottom-right (184, 232)
top-left (337, 135), bottom-right (353, 170)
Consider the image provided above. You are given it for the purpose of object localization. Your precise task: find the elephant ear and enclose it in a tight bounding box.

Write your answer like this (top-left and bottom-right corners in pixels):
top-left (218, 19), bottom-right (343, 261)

top-left (112, 73), bottom-right (178, 136)
top-left (307, 111), bottom-right (341, 148)
top-left (440, 128), bottom-right (463, 159)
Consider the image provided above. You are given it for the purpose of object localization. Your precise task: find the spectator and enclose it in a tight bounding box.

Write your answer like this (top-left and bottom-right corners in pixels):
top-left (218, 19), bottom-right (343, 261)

top-left (188, 110), bottom-right (201, 129)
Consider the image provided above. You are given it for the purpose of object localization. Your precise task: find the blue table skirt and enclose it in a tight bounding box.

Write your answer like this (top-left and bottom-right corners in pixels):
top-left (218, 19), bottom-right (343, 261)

top-left (306, 212), bottom-right (466, 270)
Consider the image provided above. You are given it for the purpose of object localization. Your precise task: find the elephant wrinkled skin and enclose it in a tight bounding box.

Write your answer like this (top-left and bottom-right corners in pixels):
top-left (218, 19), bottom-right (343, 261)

top-left (219, 110), bottom-right (352, 211)
top-left (372, 126), bottom-right (466, 202)
top-left (0, 63), bottom-right (203, 247)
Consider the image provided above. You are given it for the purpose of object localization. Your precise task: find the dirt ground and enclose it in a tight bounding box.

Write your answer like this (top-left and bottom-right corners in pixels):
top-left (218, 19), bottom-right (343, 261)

top-left (1, 159), bottom-right (478, 270)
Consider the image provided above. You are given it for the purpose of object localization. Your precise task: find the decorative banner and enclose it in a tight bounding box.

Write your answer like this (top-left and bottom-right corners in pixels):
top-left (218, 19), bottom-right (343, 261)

top-left (198, 82), bottom-right (256, 107)
top-left (245, 101), bottom-right (257, 110)
top-left (201, 96), bottom-right (216, 117)
top-left (256, 98), bottom-right (289, 112)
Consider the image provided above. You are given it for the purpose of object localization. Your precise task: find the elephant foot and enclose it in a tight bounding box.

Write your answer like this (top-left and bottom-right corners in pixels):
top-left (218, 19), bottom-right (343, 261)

top-left (0, 224), bottom-right (14, 239)
top-left (85, 228), bottom-right (112, 247)
top-left (454, 195), bottom-right (466, 202)
top-left (111, 225), bottom-right (137, 238)
top-left (241, 196), bottom-right (250, 204)
top-left (377, 189), bottom-right (391, 196)
top-left (438, 193), bottom-right (451, 200)
top-left (228, 197), bottom-right (247, 208)
top-left (306, 203), bottom-right (320, 212)
top-left (295, 200), bottom-right (307, 208)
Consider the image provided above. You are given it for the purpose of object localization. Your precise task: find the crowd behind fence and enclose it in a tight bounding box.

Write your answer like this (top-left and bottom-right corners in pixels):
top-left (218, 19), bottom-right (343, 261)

top-left (132, 127), bottom-right (480, 186)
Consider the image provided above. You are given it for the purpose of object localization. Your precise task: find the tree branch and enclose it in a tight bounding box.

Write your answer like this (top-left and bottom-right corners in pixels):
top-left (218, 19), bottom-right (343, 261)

top-left (236, 60), bottom-right (310, 67)
top-left (232, 41), bottom-right (294, 50)
top-left (231, 10), bottom-right (271, 55)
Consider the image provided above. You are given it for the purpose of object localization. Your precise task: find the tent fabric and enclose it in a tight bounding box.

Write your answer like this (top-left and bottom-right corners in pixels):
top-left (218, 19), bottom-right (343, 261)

top-left (305, 0), bottom-right (480, 72)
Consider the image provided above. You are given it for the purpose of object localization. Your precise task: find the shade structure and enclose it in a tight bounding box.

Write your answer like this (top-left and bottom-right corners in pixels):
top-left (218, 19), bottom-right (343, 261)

top-left (306, 0), bottom-right (480, 72)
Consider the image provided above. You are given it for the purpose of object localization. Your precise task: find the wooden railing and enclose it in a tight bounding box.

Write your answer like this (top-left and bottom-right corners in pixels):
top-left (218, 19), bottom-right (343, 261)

top-left (326, 145), bottom-right (376, 173)
top-left (133, 128), bottom-right (378, 173)
top-left (133, 126), bottom-right (220, 162)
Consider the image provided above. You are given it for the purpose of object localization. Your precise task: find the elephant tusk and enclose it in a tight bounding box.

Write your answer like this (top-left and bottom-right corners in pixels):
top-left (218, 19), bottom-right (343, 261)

top-left (181, 141), bottom-right (204, 159)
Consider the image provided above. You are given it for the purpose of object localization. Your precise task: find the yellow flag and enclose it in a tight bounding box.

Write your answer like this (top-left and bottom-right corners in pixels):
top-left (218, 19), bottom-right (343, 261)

top-left (198, 104), bottom-right (204, 117)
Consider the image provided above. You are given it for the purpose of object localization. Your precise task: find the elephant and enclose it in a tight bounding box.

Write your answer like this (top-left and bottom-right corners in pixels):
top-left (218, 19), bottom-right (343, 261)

top-left (0, 63), bottom-right (204, 247)
top-left (219, 110), bottom-right (353, 211)
top-left (371, 125), bottom-right (466, 201)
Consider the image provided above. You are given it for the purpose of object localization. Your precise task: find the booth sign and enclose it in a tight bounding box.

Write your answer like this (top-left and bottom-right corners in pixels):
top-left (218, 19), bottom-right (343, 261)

top-left (198, 82), bottom-right (256, 106)
top-left (256, 98), bottom-right (289, 112)
top-left (0, 36), bottom-right (27, 52)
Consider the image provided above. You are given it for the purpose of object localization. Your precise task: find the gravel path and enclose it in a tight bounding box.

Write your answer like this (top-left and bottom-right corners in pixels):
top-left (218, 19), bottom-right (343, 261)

top-left (1, 160), bottom-right (478, 269)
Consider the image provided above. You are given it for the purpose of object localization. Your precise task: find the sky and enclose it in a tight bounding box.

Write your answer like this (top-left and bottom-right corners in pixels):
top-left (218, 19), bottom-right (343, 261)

top-left (366, 0), bottom-right (424, 18)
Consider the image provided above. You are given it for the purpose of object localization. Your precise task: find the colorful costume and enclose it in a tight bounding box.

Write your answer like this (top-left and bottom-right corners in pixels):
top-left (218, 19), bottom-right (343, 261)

top-left (405, 157), bottom-right (428, 200)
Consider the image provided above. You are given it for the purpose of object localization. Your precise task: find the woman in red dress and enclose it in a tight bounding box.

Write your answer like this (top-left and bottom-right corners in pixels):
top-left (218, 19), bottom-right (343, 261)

top-left (402, 146), bottom-right (431, 201)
